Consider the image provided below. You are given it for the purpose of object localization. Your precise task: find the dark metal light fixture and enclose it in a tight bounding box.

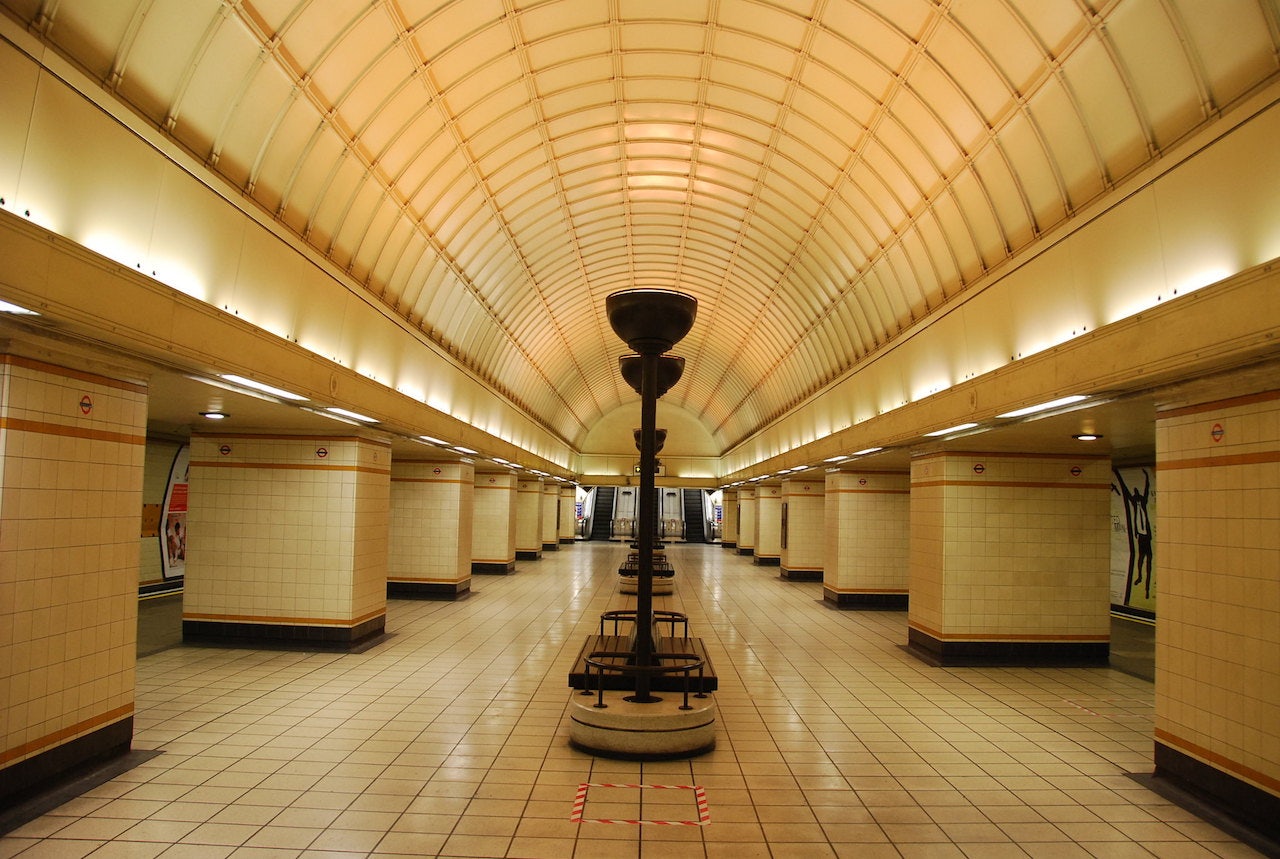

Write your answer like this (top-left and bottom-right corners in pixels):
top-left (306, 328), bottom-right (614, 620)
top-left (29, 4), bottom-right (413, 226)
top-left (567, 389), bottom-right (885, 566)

top-left (605, 288), bottom-right (697, 704)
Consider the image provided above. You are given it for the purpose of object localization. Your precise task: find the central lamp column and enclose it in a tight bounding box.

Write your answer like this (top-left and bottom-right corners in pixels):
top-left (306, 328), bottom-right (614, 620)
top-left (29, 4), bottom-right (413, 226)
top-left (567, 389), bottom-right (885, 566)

top-left (631, 349), bottom-right (660, 700)
top-left (607, 289), bottom-right (698, 703)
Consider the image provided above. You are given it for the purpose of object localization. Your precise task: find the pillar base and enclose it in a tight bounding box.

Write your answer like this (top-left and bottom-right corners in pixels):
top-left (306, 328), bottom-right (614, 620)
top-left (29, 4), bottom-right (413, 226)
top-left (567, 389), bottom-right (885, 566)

top-left (515, 549), bottom-right (542, 560)
top-left (472, 561), bottom-right (516, 574)
top-left (824, 589), bottom-right (908, 609)
top-left (183, 614), bottom-right (386, 652)
top-left (542, 542), bottom-right (560, 552)
top-left (0, 716), bottom-right (132, 811)
top-left (1154, 739), bottom-right (1280, 845)
top-left (619, 575), bottom-right (673, 595)
top-left (780, 567), bottom-right (820, 580)
top-left (568, 692), bottom-right (716, 760)
top-left (720, 541), bottom-right (736, 549)
top-left (753, 555), bottom-right (780, 566)
top-left (388, 580), bottom-right (471, 600)
top-left (736, 546), bottom-right (753, 556)
top-left (907, 626), bottom-right (1108, 667)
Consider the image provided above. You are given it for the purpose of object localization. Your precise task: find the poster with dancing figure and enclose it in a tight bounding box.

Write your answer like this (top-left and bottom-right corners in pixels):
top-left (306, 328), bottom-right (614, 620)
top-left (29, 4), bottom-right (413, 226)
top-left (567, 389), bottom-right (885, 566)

top-left (160, 444), bottom-right (190, 579)
top-left (1110, 466), bottom-right (1155, 614)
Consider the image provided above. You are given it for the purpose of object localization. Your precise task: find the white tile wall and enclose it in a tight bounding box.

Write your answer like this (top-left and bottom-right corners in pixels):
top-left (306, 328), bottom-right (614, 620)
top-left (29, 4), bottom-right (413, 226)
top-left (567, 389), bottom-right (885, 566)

top-left (515, 479), bottom-right (543, 554)
top-left (0, 355), bottom-right (145, 767)
top-left (389, 461), bottom-right (474, 586)
top-left (755, 485), bottom-right (783, 560)
top-left (824, 470), bottom-right (910, 594)
top-left (909, 452), bottom-right (1111, 640)
top-left (781, 479), bottom-right (824, 572)
top-left (540, 483), bottom-right (559, 546)
top-left (472, 472), bottom-right (517, 564)
top-left (184, 434), bottom-right (390, 626)
top-left (1155, 390), bottom-right (1280, 797)
top-left (737, 488), bottom-right (757, 551)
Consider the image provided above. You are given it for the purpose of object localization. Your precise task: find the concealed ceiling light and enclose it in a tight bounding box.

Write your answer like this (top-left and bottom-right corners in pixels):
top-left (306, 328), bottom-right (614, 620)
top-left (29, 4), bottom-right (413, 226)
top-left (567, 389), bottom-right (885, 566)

top-left (305, 408), bottom-right (362, 426)
top-left (453, 446), bottom-right (477, 454)
top-left (492, 457), bottom-right (509, 464)
top-left (1073, 433), bottom-right (1104, 441)
top-left (220, 374), bottom-right (307, 401)
top-left (852, 447), bottom-right (883, 455)
top-left (325, 407), bottom-right (377, 422)
top-left (997, 395), bottom-right (1089, 418)
top-left (199, 411), bottom-right (229, 420)
top-left (0, 299), bottom-right (39, 315)
top-left (418, 435), bottom-right (446, 445)
top-left (924, 422), bottom-right (979, 437)
top-left (823, 455), bottom-right (848, 463)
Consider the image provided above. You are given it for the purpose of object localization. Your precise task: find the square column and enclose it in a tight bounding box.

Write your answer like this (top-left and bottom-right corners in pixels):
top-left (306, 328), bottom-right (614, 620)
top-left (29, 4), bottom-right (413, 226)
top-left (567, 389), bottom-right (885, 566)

top-left (0, 354), bottom-right (146, 806)
top-left (720, 489), bottom-right (738, 548)
top-left (736, 487), bottom-right (757, 556)
top-left (559, 485), bottom-right (578, 543)
top-left (824, 470), bottom-right (910, 608)
top-left (907, 451), bottom-right (1111, 666)
top-left (472, 471), bottom-right (517, 574)
top-left (1153, 389), bottom-right (1280, 835)
top-left (515, 477), bottom-right (544, 560)
top-left (541, 481), bottom-right (560, 551)
top-left (780, 478), bottom-right (824, 580)
top-left (754, 483), bottom-right (782, 566)
top-left (183, 433), bottom-right (390, 649)
top-left (388, 460), bottom-right (474, 599)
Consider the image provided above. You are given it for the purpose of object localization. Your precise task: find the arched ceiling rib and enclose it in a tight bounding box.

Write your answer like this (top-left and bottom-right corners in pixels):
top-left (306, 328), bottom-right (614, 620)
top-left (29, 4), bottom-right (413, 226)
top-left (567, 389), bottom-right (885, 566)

top-left (11, 0), bottom-right (1280, 452)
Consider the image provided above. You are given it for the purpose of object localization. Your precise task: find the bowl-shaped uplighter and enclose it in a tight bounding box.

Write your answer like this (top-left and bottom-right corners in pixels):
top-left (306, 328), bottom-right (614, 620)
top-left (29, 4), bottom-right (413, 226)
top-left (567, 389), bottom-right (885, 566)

top-left (619, 355), bottom-right (685, 398)
top-left (605, 289), bottom-right (697, 355)
top-left (633, 428), bottom-right (667, 453)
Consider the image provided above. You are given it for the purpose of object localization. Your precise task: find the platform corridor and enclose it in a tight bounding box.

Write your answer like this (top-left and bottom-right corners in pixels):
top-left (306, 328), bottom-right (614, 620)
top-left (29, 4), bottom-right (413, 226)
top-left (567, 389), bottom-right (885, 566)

top-left (1, 543), bottom-right (1264, 858)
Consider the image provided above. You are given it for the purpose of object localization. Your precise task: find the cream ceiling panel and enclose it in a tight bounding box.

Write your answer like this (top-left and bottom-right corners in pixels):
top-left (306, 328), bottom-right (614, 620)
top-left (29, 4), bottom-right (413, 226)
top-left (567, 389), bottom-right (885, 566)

top-left (7, 0), bottom-right (1277, 459)
top-left (1178, 0), bottom-right (1276, 104)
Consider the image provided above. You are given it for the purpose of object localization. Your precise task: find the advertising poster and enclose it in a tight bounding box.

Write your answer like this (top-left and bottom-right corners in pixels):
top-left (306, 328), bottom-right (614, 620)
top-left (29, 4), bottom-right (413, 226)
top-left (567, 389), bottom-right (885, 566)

top-left (160, 444), bottom-right (190, 579)
top-left (1110, 465), bottom-right (1155, 616)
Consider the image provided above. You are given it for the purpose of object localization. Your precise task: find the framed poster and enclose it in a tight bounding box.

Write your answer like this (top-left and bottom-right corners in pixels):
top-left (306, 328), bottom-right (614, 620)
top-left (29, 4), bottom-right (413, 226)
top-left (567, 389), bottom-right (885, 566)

top-left (160, 444), bottom-right (190, 579)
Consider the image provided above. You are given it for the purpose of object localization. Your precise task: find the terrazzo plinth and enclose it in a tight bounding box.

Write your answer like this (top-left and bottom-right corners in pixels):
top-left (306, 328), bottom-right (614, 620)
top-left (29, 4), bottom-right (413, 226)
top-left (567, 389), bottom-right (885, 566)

top-left (568, 690), bottom-right (716, 760)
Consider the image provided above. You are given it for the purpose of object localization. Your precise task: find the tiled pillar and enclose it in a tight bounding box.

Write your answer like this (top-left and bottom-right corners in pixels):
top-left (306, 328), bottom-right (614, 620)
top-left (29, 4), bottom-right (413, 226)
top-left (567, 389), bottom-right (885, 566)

top-left (780, 478), bottom-right (824, 580)
top-left (0, 354), bottom-right (146, 806)
top-left (472, 471), bottom-right (517, 574)
top-left (754, 483), bottom-right (782, 566)
top-left (559, 485), bottom-right (578, 544)
top-left (824, 470), bottom-right (910, 608)
top-left (1153, 389), bottom-right (1280, 834)
top-left (183, 433), bottom-right (390, 649)
top-left (541, 481), bottom-right (560, 551)
top-left (736, 487), bottom-right (757, 556)
top-left (721, 489), bottom-right (738, 549)
top-left (907, 451), bottom-right (1110, 666)
top-left (388, 460), bottom-right (474, 600)
top-left (515, 477), bottom-right (544, 560)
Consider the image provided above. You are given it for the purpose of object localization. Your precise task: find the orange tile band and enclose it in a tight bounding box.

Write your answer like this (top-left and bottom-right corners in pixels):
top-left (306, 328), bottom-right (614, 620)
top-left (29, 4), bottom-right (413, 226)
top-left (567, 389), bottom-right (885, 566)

top-left (1158, 451), bottom-right (1280, 470)
top-left (0, 703), bottom-right (134, 766)
top-left (909, 621), bottom-right (1108, 642)
top-left (190, 460), bottom-right (390, 475)
top-left (0, 354), bottom-right (148, 394)
top-left (911, 479), bottom-right (1111, 490)
top-left (0, 417), bottom-right (146, 445)
top-left (182, 608), bottom-right (386, 627)
top-left (1155, 728), bottom-right (1280, 794)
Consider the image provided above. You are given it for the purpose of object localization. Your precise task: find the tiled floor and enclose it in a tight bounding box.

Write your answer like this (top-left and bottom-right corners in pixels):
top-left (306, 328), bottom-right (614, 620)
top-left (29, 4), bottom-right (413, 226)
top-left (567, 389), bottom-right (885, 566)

top-left (2, 542), bottom-right (1267, 858)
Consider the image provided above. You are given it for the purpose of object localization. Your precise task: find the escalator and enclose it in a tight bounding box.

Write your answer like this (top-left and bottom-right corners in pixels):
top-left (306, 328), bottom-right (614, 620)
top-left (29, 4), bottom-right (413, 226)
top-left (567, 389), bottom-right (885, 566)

top-left (589, 486), bottom-right (616, 540)
top-left (683, 488), bottom-right (706, 543)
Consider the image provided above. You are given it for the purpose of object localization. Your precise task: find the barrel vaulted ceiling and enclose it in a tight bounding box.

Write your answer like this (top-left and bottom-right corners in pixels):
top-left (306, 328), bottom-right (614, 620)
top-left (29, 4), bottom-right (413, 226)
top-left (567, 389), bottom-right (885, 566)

top-left (5, 0), bottom-right (1279, 453)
